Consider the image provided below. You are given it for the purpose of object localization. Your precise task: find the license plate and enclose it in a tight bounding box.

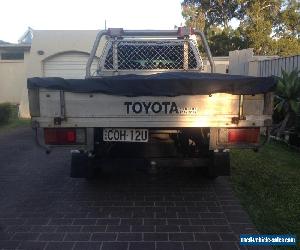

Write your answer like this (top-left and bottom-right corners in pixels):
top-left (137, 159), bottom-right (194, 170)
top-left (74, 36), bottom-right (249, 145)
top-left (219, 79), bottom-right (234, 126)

top-left (103, 128), bottom-right (149, 142)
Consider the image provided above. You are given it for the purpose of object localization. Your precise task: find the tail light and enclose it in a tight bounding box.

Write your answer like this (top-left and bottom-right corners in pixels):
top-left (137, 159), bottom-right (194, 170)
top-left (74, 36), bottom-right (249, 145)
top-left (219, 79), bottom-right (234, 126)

top-left (44, 128), bottom-right (86, 145)
top-left (228, 128), bottom-right (260, 144)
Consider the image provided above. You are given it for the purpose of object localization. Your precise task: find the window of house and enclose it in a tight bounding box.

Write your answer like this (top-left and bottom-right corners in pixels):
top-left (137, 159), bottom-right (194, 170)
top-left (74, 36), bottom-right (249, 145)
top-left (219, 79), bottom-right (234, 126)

top-left (1, 52), bottom-right (24, 60)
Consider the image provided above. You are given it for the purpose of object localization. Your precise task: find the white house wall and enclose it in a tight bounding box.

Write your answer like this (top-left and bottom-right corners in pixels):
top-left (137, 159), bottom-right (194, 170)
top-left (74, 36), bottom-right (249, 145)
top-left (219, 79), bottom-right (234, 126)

top-left (0, 51), bottom-right (29, 105)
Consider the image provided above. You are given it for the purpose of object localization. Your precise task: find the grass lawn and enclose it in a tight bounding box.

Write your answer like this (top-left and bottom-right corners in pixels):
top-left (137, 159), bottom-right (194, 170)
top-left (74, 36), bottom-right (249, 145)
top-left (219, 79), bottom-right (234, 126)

top-left (0, 118), bottom-right (30, 133)
top-left (231, 139), bottom-right (300, 248)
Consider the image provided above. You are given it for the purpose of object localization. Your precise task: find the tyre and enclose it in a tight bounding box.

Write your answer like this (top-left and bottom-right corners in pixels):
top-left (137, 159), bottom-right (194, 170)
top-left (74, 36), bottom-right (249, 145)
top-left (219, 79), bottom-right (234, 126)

top-left (70, 152), bottom-right (89, 178)
top-left (205, 151), bottom-right (230, 179)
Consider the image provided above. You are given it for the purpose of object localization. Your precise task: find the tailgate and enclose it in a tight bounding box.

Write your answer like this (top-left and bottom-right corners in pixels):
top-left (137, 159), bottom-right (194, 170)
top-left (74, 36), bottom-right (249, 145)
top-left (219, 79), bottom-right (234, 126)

top-left (32, 89), bottom-right (271, 128)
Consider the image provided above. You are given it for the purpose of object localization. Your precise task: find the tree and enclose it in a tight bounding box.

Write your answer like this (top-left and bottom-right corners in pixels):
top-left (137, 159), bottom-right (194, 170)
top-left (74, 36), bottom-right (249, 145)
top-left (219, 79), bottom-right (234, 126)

top-left (273, 36), bottom-right (300, 56)
top-left (208, 28), bottom-right (248, 56)
top-left (239, 0), bottom-right (282, 55)
top-left (274, 69), bottom-right (300, 137)
top-left (181, 0), bottom-right (242, 34)
top-left (181, 3), bottom-right (206, 32)
top-left (275, 0), bottom-right (300, 38)
top-left (181, 1), bottom-right (248, 56)
top-left (181, 0), bottom-right (300, 56)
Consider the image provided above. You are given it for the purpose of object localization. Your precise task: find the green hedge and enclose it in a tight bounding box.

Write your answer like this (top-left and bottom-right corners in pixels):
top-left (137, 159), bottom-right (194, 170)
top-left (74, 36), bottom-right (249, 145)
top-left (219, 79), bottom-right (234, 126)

top-left (0, 103), bottom-right (18, 124)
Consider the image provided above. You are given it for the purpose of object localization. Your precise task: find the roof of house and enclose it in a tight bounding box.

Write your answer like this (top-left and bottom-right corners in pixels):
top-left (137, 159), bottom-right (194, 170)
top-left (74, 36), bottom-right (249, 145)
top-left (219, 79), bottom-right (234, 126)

top-left (0, 27), bottom-right (33, 51)
top-left (0, 43), bottom-right (31, 51)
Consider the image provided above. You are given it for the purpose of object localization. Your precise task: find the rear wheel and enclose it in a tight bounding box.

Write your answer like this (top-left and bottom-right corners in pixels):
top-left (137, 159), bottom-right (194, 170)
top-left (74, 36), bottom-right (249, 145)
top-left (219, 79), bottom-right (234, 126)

top-left (70, 152), bottom-right (88, 178)
top-left (70, 152), bottom-right (96, 179)
top-left (204, 151), bottom-right (230, 179)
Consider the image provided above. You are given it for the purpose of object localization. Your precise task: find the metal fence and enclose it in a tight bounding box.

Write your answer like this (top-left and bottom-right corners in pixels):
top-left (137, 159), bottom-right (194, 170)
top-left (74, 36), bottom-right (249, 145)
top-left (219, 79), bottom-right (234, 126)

top-left (98, 39), bottom-right (203, 72)
top-left (258, 55), bottom-right (300, 77)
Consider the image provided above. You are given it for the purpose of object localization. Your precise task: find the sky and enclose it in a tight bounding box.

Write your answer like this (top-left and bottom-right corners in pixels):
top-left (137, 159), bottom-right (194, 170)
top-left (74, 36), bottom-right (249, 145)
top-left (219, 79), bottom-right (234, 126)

top-left (0, 0), bottom-right (186, 43)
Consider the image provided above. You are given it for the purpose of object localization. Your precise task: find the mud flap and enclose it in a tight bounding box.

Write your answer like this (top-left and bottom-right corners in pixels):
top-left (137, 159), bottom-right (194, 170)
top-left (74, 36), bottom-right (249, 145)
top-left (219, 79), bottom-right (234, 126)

top-left (208, 151), bottom-right (230, 177)
top-left (70, 152), bottom-right (90, 178)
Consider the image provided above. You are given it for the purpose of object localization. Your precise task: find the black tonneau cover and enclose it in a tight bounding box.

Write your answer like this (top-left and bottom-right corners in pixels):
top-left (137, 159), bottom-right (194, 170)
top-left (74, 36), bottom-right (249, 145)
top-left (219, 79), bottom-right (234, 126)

top-left (27, 72), bottom-right (276, 96)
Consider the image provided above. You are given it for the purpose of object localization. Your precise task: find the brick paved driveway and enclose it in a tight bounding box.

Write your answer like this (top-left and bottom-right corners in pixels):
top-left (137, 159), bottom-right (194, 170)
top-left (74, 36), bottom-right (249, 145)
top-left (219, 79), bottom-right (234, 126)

top-left (0, 128), bottom-right (265, 250)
